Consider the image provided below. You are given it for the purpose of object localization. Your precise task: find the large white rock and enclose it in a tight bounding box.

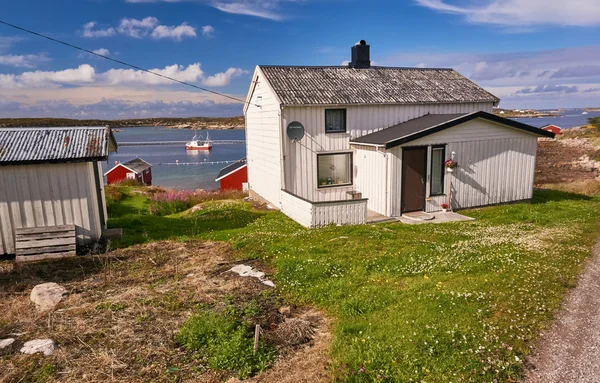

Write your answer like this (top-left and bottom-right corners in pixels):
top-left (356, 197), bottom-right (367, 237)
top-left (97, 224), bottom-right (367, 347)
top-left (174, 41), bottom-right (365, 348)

top-left (229, 264), bottom-right (275, 287)
top-left (20, 339), bottom-right (56, 356)
top-left (30, 283), bottom-right (67, 311)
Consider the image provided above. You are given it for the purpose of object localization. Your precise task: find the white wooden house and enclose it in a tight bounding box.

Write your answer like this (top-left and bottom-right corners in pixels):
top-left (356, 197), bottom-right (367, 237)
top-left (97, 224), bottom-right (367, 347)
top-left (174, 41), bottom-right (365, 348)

top-left (0, 126), bottom-right (117, 255)
top-left (244, 41), bottom-right (554, 228)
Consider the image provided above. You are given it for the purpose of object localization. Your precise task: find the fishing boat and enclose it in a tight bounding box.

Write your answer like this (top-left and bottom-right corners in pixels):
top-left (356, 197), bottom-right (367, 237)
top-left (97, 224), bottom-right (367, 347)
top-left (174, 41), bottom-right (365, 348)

top-left (186, 131), bottom-right (212, 150)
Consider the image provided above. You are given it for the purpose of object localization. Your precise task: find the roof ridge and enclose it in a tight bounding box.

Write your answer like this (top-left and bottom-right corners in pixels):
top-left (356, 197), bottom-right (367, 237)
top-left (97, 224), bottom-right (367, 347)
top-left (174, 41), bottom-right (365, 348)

top-left (259, 65), bottom-right (456, 71)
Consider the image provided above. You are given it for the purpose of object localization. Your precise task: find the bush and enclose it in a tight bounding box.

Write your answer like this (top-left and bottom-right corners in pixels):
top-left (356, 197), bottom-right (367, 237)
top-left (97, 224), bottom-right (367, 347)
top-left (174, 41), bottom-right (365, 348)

top-left (176, 310), bottom-right (274, 379)
top-left (589, 116), bottom-right (600, 132)
top-left (148, 189), bottom-right (248, 216)
top-left (105, 186), bottom-right (123, 211)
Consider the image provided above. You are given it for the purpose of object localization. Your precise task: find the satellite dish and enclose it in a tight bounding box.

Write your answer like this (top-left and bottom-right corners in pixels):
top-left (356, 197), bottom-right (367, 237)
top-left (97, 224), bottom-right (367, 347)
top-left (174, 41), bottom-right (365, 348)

top-left (286, 121), bottom-right (305, 142)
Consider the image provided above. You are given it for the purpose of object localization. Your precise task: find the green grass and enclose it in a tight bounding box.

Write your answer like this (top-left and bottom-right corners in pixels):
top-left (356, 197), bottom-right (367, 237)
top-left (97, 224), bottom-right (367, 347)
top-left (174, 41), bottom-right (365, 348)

top-left (177, 309), bottom-right (274, 379)
top-left (108, 186), bottom-right (600, 382)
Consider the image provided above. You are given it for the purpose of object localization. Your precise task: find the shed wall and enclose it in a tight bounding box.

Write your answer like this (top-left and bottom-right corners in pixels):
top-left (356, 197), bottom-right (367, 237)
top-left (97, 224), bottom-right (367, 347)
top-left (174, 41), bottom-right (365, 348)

top-left (353, 145), bottom-right (388, 215)
top-left (0, 162), bottom-right (104, 255)
top-left (245, 69), bottom-right (282, 206)
top-left (283, 102), bottom-right (494, 202)
top-left (388, 118), bottom-right (539, 216)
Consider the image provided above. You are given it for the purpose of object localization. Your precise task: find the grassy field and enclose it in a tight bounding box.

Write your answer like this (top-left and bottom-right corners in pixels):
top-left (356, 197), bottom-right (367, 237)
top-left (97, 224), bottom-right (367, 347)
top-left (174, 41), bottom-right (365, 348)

top-left (104, 186), bottom-right (600, 382)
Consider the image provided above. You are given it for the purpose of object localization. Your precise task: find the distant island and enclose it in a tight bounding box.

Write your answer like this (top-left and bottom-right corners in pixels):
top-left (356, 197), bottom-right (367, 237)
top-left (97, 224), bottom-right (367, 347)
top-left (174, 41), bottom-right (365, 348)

top-left (0, 116), bottom-right (245, 130)
top-left (493, 108), bottom-right (560, 118)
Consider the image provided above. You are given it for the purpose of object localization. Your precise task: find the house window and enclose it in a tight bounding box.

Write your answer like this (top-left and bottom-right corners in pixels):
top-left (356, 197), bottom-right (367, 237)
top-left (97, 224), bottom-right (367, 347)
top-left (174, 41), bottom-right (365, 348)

top-left (317, 152), bottom-right (352, 188)
top-left (126, 172), bottom-right (136, 180)
top-left (325, 109), bottom-right (346, 133)
top-left (430, 145), bottom-right (445, 195)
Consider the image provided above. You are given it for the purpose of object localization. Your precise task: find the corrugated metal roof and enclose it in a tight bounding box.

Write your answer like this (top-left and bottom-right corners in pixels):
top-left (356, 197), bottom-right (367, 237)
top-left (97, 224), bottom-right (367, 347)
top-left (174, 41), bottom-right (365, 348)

top-left (350, 111), bottom-right (554, 149)
top-left (122, 158), bottom-right (152, 173)
top-left (215, 158), bottom-right (247, 181)
top-left (0, 126), bottom-right (117, 165)
top-left (259, 66), bottom-right (500, 106)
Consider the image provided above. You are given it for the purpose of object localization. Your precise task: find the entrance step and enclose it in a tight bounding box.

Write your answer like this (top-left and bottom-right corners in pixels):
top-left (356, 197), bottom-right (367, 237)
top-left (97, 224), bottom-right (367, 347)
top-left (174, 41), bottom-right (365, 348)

top-left (402, 211), bottom-right (435, 221)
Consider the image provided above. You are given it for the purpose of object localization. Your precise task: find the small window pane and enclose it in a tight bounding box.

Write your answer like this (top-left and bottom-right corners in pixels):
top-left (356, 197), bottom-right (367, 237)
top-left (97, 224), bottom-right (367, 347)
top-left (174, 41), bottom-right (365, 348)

top-left (431, 147), bottom-right (444, 195)
top-left (318, 153), bottom-right (352, 187)
top-left (325, 109), bottom-right (346, 133)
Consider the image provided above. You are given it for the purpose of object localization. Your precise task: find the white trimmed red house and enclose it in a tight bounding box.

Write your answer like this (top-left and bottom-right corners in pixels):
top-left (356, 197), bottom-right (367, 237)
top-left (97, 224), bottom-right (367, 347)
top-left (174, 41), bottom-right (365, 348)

top-left (105, 158), bottom-right (152, 185)
top-left (541, 124), bottom-right (562, 135)
top-left (215, 158), bottom-right (247, 191)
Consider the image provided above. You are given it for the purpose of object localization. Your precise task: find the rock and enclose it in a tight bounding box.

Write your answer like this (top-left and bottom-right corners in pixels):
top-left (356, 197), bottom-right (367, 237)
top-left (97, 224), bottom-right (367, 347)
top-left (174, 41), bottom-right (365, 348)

top-left (0, 338), bottom-right (15, 349)
top-left (20, 339), bottom-right (56, 356)
top-left (0, 338), bottom-right (16, 355)
top-left (30, 283), bottom-right (68, 311)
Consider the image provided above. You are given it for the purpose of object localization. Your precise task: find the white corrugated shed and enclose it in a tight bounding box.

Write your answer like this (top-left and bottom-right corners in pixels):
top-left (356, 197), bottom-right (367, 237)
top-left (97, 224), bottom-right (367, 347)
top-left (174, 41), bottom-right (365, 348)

top-left (0, 127), bottom-right (115, 255)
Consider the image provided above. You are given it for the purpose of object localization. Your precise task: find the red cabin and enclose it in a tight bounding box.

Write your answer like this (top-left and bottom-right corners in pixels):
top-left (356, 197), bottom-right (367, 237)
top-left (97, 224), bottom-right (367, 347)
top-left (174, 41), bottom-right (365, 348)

top-left (105, 158), bottom-right (153, 185)
top-left (541, 124), bottom-right (562, 135)
top-left (215, 158), bottom-right (247, 191)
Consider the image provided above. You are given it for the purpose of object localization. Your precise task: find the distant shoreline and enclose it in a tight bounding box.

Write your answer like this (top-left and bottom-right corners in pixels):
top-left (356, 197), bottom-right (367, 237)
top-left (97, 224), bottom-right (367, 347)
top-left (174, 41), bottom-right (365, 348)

top-left (0, 116), bottom-right (245, 130)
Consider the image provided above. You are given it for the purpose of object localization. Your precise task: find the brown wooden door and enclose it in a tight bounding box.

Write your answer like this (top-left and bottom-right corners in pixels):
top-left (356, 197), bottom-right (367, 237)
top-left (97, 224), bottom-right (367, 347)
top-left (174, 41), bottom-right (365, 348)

top-left (402, 147), bottom-right (427, 213)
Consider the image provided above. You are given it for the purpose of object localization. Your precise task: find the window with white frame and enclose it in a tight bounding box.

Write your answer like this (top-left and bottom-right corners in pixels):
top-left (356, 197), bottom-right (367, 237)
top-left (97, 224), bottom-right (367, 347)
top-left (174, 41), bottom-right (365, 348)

top-left (317, 152), bottom-right (352, 188)
top-left (430, 145), bottom-right (445, 195)
top-left (325, 109), bottom-right (346, 133)
top-left (126, 172), bottom-right (136, 180)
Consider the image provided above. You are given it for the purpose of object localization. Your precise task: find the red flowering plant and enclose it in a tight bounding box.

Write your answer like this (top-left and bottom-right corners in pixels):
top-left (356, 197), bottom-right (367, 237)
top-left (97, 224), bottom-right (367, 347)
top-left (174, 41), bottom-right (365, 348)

top-left (445, 159), bottom-right (458, 169)
top-left (440, 203), bottom-right (449, 209)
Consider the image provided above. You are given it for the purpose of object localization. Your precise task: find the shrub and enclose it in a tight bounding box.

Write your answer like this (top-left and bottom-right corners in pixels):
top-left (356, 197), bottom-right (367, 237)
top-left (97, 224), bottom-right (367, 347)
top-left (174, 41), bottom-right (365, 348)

top-left (589, 116), bottom-right (600, 132)
top-left (176, 310), bottom-right (274, 379)
top-left (148, 189), bottom-right (248, 216)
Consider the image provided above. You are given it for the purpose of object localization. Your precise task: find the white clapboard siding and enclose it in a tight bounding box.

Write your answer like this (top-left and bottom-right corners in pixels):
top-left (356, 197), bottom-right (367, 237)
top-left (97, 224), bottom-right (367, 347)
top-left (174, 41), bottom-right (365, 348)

top-left (387, 118), bottom-right (539, 215)
top-left (245, 68), bottom-right (283, 207)
top-left (0, 162), bottom-right (104, 255)
top-left (352, 145), bottom-right (388, 215)
top-left (279, 190), bottom-right (368, 228)
top-left (282, 102), bottom-right (494, 202)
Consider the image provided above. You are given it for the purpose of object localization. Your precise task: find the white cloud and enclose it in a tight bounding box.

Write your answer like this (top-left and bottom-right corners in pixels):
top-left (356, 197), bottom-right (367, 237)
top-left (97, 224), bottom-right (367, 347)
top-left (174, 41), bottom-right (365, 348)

top-left (210, 0), bottom-right (302, 20)
top-left (102, 63), bottom-right (205, 85)
top-left (82, 17), bottom-right (197, 41)
top-left (416, 0), bottom-right (600, 27)
top-left (118, 16), bottom-right (159, 38)
top-left (92, 48), bottom-right (110, 56)
top-left (202, 67), bottom-right (248, 86)
top-left (201, 25), bottom-right (215, 37)
top-left (82, 21), bottom-right (117, 38)
top-left (0, 64), bottom-right (96, 88)
top-left (0, 63), bottom-right (247, 89)
top-left (0, 54), bottom-right (50, 68)
top-left (152, 24), bottom-right (197, 40)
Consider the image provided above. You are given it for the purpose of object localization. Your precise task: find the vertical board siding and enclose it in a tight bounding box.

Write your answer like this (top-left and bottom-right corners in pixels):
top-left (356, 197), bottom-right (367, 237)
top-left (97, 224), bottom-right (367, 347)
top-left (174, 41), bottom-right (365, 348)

top-left (245, 70), bottom-right (282, 207)
top-left (389, 118), bottom-right (539, 215)
top-left (353, 145), bottom-right (387, 215)
top-left (282, 102), bottom-right (493, 203)
top-left (0, 162), bottom-right (103, 255)
top-left (279, 190), bottom-right (367, 228)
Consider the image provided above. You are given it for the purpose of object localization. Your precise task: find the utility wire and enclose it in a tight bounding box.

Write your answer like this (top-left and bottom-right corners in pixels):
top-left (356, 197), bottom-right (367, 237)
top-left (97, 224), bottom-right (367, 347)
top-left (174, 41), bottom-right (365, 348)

top-left (0, 19), bottom-right (257, 107)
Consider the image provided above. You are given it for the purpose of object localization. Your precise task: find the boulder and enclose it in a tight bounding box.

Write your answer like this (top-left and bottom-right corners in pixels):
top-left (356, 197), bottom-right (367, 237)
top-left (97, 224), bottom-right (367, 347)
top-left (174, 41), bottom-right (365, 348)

top-left (0, 338), bottom-right (16, 355)
top-left (20, 339), bottom-right (56, 356)
top-left (30, 283), bottom-right (67, 311)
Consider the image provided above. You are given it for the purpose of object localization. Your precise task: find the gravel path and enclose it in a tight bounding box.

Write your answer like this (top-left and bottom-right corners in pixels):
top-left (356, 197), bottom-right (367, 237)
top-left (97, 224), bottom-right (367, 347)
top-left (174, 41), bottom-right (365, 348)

top-left (524, 240), bottom-right (600, 383)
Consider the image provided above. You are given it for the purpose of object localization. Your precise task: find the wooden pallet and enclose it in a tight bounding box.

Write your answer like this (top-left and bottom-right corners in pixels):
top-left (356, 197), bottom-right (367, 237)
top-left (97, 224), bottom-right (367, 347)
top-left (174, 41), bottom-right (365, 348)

top-left (15, 225), bottom-right (76, 262)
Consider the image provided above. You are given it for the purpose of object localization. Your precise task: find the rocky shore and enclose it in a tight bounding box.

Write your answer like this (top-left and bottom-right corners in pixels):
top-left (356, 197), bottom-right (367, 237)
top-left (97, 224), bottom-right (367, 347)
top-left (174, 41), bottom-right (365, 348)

top-left (0, 116), bottom-right (245, 129)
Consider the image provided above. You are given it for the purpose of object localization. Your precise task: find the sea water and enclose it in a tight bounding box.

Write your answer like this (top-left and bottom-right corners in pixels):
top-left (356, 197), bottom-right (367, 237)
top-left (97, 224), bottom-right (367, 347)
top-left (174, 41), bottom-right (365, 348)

top-left (103, 127), bottom-right (246, 190)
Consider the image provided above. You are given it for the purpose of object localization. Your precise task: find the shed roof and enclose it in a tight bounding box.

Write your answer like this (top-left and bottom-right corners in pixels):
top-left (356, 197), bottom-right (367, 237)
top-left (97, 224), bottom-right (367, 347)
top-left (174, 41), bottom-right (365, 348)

top-left (215, 158), bottom-right (247, 181)
top-left (258, 66), bottom-right (500, 106)
top-left (0, 126), bottom-right (117, 165)
top-left (350, 111), bottom-right (555, 149)
top-left (122, 158), bottom-right (152, 173)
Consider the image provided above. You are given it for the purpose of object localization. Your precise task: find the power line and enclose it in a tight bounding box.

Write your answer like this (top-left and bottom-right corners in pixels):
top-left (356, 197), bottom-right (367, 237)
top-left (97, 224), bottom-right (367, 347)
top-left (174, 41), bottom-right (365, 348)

top-left (0, 19), bottom-right (257, 107)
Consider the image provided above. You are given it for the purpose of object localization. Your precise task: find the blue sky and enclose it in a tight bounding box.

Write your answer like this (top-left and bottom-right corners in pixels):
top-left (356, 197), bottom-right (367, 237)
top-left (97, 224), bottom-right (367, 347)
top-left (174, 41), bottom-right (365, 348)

top-left (0, 0), bottom-right (599, 118)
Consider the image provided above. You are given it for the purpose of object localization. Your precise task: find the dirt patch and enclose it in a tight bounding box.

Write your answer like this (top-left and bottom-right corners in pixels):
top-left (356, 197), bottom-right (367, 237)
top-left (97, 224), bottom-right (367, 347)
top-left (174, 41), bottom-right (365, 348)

top-left (0, 241), bottom-right (329, 383)
top-left (535, 139), bottom-right (600, 185)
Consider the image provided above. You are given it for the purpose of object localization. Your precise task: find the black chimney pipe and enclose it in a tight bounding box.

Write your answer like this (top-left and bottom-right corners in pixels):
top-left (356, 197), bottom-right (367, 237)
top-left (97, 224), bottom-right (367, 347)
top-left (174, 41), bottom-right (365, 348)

top-left (349, 40), bottom-right (370, 69)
